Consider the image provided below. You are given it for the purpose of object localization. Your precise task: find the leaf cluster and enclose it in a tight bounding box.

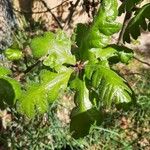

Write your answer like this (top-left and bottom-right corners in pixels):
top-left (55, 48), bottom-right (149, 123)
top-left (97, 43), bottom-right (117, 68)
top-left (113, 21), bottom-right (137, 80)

top-left (69, 0), bottom-right (135, 138)
top-left (119, 0), bottom-right (150, 43)
top-left (0, 0), bottom-right (136, 138)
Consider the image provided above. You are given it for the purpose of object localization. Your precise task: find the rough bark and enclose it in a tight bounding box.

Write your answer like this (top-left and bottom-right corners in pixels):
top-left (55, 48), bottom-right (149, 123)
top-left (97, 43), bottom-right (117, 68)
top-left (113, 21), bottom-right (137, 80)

top-left (0, 0), bottom-right (16, 50)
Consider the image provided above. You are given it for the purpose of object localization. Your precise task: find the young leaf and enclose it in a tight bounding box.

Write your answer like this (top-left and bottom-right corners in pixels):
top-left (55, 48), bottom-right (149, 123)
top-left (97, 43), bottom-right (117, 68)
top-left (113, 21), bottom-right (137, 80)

top-left (123, 3), bottom-right (150, 43)
top-left (107, 44), bottom-right (134, 64)
top-left (85, 63), bottom-right (135, 107)
top-left (97, 47), bottom-right (117, 60)
top-left (4, 48), bottom-right (23, 61)
top-left (43, 30), bottom-right (76, 70)
top-left (31, 30), bottom-right (76, 69)
top-left (87, 44), bottom-right (133, 64)
top-left (76, 0), bottom-right (121, 61)
top-left (17, 83), bottom-right (49, 118)
top-left (70, 77), bottom-right (93, 116)
top-left (17, 68), bottom-right (73, 118)
top-left (39, 69), bottom-right (73, 102)
top-left (88, 47), bottom-right (117, 61)
top-left (30, 32), bottom-right (55, 58)
top-left (70, 77), bottom-right (102, 138)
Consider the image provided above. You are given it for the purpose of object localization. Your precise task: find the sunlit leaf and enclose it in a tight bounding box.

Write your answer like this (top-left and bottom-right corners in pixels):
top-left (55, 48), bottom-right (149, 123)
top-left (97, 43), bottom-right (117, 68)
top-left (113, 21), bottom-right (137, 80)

top-left (70, 77), bottom-right (102, 138)
top-left (4, 48), bottom-right (23, 61)
top-left (43, 30), bottom-right (76, 70)
top-left (108, 45), bottom-right (134, 63)
top-left (85, 63), bottom-right (135, 107)
top-left (75, 0), bottom-right (121, 61)
top-left (0, 66), bottom-right (12, 77)
top-left (30, 32), bottom-right (55, 58)
top-left (17, 68), bottom-right (73, 118)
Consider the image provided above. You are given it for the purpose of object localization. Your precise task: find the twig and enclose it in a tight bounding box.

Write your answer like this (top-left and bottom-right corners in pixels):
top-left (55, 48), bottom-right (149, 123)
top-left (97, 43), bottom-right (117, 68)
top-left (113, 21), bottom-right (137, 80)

top-left (117, 4), bottom-right (140, 45)
top-left (13, 0), bottom-right (69, 14)
top-left (117, 12), bottom-right (132, 45)
top-left (15, 56), bottom-right (45, 81)
top-left (23, 55), bottom-right (47, 74)
top-left (133, 56), bottom-right (150, 67)
top-left (46, 0), bottom-right (69, 11)
top-left (65, 0), bottom-right (81, 26)
top-left (23, 60), bottom-right (41, 74)
top-left (41, 0), bottom-right (63, 29)
top-left (122, 72), bottom-right (144, 77)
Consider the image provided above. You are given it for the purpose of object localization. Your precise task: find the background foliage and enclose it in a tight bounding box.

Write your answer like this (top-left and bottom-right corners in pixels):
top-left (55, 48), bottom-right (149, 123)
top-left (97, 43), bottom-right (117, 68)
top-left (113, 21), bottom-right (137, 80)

top-left (0, 0), bottom-right (150, 149)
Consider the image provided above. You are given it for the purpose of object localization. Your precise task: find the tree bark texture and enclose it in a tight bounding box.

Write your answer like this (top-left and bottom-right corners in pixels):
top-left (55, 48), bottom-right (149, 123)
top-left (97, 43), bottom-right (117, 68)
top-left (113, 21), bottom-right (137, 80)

top-left (0, 0), bottom-right (16, 50)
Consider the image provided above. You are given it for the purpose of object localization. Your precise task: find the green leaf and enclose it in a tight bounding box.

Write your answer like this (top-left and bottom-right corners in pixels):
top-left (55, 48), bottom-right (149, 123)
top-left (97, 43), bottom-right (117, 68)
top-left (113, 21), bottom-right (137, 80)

top-left (76, 0), bottom-right (121, 61)
top-left (4, 48), bottom-right (23, 61)
top-left (0, 77), bottom-right (22, 108)
top-left (108, 45), bottom-right (134, 64)
top-left (0, 68), bottom-right (21, 108)
top-left (123, 3), bottom-right (150, 43)
top-left (30, 32), bottom-right (55, 58)
top-left (87, 45), bottom-right (133, 64)
top-left (75, 23), bottom-right (88, 47)
top-left (88, 47), bottom-right (117, 61)
top-left (17, 83), bottom-right (48, 118)
top-left (70, 77), bottom-right (102, 138)
top-left (43, 30), bottom-right (76, 70)
top-left (93, 0), bottom-right (121, 36)
top-left (70, 77), bottom-right (93, 116)
top-left (40, 69), bottom-right (73, 102)
top-left (0, 66), bottom-right (12, 77)
top-left (31, 30), bottom-right (76, 68)
top-left (17, 68), bottom-right (73, 118)
top-left (118, 0), bottom-right (143, 15)
top-left (119, 51), bottom-right (133, 64)
top-left (85, 63), bottom-right (135, 107)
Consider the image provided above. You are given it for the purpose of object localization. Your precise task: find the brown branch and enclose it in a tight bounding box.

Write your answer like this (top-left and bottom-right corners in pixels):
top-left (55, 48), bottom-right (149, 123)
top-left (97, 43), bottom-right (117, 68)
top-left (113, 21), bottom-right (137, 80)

top-left (13, 0), bottom-right (66, 29)
top-left (46, 0), bottom-right (69, 11)
top-left (14, 63), bottom-right (40, 81)
top-left (122, 72), bottom-right (144, 77)
top-left (117, 12), bottom-right (132, 45)
top-left (117, 4), bottom-right (140, 45)
top-left (13, 0), bottom-right (69, 14)
top-left (41, 0), bottom-right (63, 29)
top-left (66, 0), bottom-right (81, 26)
top-left (15, 56), bottom-right (45, 81)
top-left (133, 56), bottom-right (150, 67)
top-left (23, 60), bottom-right (41, 74)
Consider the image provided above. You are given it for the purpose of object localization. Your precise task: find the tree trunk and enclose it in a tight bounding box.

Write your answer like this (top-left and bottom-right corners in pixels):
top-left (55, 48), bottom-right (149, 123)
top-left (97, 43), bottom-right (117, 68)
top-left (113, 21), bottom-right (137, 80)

top-left (0, 0), bottom-right (16, 50)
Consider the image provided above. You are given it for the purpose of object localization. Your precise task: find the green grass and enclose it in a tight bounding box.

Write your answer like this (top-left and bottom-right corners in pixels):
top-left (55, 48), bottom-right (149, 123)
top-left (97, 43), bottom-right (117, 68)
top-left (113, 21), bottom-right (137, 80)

top-left (0, 69), bottom-right (150, 150)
